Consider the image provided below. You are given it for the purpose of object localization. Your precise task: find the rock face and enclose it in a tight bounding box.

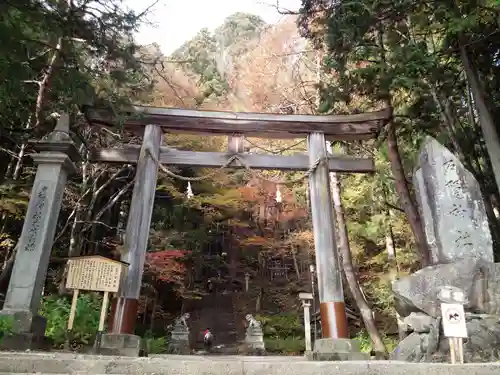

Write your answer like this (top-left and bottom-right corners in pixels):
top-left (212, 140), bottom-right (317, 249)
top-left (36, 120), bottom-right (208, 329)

top-left (392, 258), bottom-right (493, 317)
top-left (391, 259), bottom-right (500, 362)
top-left (403, 312), bottom-right (436, 333)
top-left (390, 313), bottom-right (500, 363)
top-left (414, 137), bottom-right (493, 264)
top-left (486, 263), bottom-right (500, 315)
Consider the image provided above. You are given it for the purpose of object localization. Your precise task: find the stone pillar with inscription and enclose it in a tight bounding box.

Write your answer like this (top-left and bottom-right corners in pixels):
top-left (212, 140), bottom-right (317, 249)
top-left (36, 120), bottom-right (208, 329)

top-left (414, 136), bottom-right (494, 264)
top-left (0, 114), bottom-right (79, 350)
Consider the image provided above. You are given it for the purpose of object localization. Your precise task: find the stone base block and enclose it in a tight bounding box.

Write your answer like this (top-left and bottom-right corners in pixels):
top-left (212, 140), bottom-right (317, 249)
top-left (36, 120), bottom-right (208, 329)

top-left (312, 338), bottom-right (369, 361)
top-left (244, 346), bottom-right (266, 356)
top-left (170, 338), bottom-right (191, 355)
top-left (304, 350), bottom-right (313, 360)
top-left (245, 332), bottom-right (265, 348)
top-left (99, 333), bottom-right (141, 356)
top-left (0, 332), bottom-right (53, 351)
top-left (0, 309), bottom-right (46, 334)
top-left (0, 309), bottom-right (50, 351)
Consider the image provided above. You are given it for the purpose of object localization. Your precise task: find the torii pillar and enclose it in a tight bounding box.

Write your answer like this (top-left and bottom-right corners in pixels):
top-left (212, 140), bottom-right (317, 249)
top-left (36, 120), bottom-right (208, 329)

top-left (101, 124), bottom-right (163, 356)
top-left (308, 132), bottom-right (368, 360)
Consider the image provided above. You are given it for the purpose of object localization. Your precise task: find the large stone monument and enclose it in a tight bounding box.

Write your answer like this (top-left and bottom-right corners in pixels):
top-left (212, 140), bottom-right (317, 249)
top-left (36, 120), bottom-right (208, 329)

top-left (413, 136), bottom-right (493, 264)
top-left (0, 114), bottom-right (79, 350)
top-left (169, 313), bottom-right (190, 354)
top-left (391, 137), bottom-right (500, 362)
top-left (244, 314), bottom-right (265, 354)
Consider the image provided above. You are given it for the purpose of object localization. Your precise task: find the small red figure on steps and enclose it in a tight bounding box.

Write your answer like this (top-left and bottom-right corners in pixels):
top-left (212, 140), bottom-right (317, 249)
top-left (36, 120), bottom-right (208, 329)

top-left (203, 328), bottom-right (213, 352)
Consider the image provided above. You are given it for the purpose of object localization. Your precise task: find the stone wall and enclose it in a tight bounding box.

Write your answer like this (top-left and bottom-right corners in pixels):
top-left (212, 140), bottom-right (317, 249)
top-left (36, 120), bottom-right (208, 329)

top-left (0, 352), bottom-right (499, 375)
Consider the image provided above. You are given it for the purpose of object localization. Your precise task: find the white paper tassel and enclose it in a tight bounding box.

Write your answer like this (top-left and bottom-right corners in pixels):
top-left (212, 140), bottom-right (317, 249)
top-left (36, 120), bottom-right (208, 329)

top-left (186, 181), bottom-right (194, 199)
top-left (275, 184), bottom-right (282, 203)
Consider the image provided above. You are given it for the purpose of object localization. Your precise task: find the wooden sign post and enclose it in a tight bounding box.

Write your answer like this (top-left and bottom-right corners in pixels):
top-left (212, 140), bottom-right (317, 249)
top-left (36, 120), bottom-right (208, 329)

top-left (64, 255), bottom-right (128, 352)
top-left (438, 286), bottom-right (467, 364)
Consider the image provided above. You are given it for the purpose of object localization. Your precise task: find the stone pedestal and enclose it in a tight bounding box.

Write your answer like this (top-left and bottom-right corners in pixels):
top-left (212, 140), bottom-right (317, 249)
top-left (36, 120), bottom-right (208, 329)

top-left (312, 338), bottom-right (369, 361)
top-left (99, 333), bottom-right (142, 356)
top-left (0, 311), bottom-right (52, 351)
top-left (245, 328), bottom-right (265, 355)
top-left (170, 326), bottom-right (190, 354)
top-left (0, 114), bottom-right (79, 350)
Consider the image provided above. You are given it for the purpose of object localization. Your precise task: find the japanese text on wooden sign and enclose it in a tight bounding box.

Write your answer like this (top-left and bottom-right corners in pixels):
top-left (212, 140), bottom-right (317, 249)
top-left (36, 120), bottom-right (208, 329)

top-left (441, 303), bottom-right (468, 338)
top-left (65, 256), bottom-right (125, 293)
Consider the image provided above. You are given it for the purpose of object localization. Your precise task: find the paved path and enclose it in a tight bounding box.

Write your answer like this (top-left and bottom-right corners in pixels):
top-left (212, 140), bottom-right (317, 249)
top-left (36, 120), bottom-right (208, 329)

top-left (0, 352), bottom-right (498, 375)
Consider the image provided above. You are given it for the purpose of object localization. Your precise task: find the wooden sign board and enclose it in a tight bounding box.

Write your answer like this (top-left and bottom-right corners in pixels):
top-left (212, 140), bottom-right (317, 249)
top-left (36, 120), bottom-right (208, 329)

top-left (65, 255), bottom-right (127, 293)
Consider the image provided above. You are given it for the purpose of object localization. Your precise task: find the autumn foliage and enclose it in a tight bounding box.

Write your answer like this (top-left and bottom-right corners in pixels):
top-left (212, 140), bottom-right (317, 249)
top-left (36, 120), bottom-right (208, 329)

top-left (145, 249), bottom-right (190, 287)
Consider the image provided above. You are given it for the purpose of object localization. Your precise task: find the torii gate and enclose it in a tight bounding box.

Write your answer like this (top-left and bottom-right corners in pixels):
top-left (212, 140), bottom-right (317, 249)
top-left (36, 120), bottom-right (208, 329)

top-left (85, 105), bottom-right (391, 355)
top-left (0, 105), bottom-right (390, 355)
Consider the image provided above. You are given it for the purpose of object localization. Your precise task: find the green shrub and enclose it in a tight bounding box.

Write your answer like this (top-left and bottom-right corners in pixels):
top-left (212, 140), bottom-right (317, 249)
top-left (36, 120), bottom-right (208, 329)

top-left (39, 293), bottom-right (102, 348)
top-left (142, 330), bottom-right (171, 354)
top-left (256, 313), bottom-right (304, 339)
top-left (256, 313), bottom-right (305, 355)
top-left (0, 315), bottom-right (14, 340)
top-left (353, 329), bottom-right (398, 353)
top-left (264, 337), bottom-right (305, 354)
top-left (145, 336), bottom-right (170, 354)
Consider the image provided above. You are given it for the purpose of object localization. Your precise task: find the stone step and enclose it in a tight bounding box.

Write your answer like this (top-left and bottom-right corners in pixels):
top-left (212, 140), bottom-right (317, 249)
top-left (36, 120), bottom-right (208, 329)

top-left (0, 353), bottom-right (498, 375)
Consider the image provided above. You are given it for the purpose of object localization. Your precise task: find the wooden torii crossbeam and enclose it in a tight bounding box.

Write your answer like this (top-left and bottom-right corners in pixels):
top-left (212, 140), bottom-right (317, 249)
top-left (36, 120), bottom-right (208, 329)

top-left (87, 105), bottom-right (391, 172)
top-left (90, 146), bottom-right (375, 173)
top-left (82, 105), bottom-right (392, 351)
top-left (84, 105), bottom-right (391, 140)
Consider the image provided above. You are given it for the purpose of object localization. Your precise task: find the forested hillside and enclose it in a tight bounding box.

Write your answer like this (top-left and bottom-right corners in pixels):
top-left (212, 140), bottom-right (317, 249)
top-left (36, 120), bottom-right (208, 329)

top-left (1, 0), bottom-right (499, 355)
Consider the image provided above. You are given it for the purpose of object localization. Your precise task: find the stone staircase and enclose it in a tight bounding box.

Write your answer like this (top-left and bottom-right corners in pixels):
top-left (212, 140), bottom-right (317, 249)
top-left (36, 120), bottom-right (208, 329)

top-left (187, 292), bottom-right (245, 353)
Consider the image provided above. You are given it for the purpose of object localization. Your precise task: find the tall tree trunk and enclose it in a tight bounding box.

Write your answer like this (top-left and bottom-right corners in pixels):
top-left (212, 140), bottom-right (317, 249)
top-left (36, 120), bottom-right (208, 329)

top-left (68, 148), bottom-right (89, 258)
top-left (58, 150), bottom-right (89, 294)
top-left (460, 44), bottom-right (500, 196)
top-left (326, 145), bottom-right (387, 357)
top-left (330, 172), bottom-right (387, 357)
top-left (375, 23), bottom-right (430, 267)
top-left (386, 121), bottom-right (431, 267)
top-left (291, 245), bottom-right (301, 281)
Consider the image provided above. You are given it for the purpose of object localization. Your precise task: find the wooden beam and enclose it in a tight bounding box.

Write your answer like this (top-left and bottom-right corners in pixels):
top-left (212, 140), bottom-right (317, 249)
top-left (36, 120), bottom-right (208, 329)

top-left (90, 146), bottom-right (375, 173)
top-left (83, 105), bottom-right (392, 141)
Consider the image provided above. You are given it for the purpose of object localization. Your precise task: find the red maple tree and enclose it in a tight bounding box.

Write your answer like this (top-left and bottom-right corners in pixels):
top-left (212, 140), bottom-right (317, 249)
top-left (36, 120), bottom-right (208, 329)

top-left (145, 249), bottom-right (190, 285)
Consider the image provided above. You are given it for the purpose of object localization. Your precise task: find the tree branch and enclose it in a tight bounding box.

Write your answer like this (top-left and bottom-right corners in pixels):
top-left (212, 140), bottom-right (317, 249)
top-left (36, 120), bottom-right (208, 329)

top-left (384, 201), bottom-right (405, 213)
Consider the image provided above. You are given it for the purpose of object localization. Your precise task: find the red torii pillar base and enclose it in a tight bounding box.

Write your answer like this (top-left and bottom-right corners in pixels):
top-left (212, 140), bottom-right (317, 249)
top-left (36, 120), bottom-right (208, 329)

top-left (99, 298), bottom-right (141, 356)
top-left (107, 297), bottom-right (139, 335)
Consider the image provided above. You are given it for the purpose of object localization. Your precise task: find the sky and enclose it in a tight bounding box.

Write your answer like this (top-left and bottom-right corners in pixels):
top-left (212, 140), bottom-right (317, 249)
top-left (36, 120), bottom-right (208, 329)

top-left (123, 0), bottom-right (302, 55)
